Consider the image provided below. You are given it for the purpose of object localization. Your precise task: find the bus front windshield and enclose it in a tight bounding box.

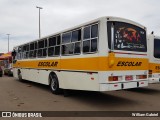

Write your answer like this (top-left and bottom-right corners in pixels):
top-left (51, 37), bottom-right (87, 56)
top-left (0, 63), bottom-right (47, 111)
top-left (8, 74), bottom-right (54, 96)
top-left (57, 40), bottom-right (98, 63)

top-left (154, 39), bottom-right (160, 58)
top-left (107, 21), bottom-right (147, 52)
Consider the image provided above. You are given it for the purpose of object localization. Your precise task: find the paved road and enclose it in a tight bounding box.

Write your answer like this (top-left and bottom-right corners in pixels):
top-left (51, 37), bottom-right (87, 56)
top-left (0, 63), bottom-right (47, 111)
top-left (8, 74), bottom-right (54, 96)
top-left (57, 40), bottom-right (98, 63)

top-left (0, 76), bottom-right (160, 119)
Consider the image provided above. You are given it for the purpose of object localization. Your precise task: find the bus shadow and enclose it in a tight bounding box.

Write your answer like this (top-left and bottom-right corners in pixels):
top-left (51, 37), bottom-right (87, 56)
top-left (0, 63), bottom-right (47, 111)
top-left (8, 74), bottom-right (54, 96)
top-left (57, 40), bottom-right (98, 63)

top-left (14, 79), bottom-right (139, 107)
top-left (125, 87), bottom-right (160, 94)
top-left (68, 90), bottom-right (139, 107)
top-left (14, 79), bottom-right (50, 92)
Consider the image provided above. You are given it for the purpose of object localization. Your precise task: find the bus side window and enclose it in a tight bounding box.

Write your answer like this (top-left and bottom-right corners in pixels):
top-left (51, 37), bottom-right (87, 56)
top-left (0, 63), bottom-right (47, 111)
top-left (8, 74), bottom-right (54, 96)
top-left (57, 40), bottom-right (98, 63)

top-left (83, 23), bottom-right (98, 53)
top-left (17, 46), bottom-right (21, 59)
top-left (26, 44), bottom-right (29, 58)
top-left (55, 35), bottom-right (61, 55)
top-left (62, 32), bottom-right (71, 44)
top-left (34, 42), bottom-right (37, 58)
top-left (55, 46), bottom-right (60, 55)
top-left (62, 43), bottom-right (74, 55)
top-left (22, 44), bottom-right (29, 59)
top-left (62, 29), bottom-right (81, 56)
top-left (43, 39), bottom-right (47, 57)
top-left (48, 35), bottom-right (60, 57)
top-left (62, 32), bottom-right (72, 55)
top-left (72, 29), bottom-right (81, 54)
top-left (29, 42), bottom-right (34, 58)
top-left (38, 39), bottom-right (47, 57)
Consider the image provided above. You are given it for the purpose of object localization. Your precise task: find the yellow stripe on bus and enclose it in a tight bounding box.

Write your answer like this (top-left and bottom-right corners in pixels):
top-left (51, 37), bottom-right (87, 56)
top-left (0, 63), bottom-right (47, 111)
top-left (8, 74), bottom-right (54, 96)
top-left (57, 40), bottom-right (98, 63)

top-left (149, 63), bottom-right (160, 73)
top-left (13, 57), bottom-right (148, 71)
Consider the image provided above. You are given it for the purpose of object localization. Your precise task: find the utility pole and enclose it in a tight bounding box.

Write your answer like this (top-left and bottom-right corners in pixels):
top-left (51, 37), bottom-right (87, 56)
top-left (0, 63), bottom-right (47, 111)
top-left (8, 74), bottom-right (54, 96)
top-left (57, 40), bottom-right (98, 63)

top-left (36, 6), bottom-right (43, 38)
top-left (7, 34), bottom-right (10, 52)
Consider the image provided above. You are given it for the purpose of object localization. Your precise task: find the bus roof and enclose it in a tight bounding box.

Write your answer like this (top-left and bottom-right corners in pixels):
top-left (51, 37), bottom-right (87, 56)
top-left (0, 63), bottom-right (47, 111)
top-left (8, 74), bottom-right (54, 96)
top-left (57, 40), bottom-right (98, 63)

top-left (148, 34), bottom-right (160, 40)
top-left (154, 35), bottom-right (160, 39)
top-left (13, 16), bottom-right (146, 48)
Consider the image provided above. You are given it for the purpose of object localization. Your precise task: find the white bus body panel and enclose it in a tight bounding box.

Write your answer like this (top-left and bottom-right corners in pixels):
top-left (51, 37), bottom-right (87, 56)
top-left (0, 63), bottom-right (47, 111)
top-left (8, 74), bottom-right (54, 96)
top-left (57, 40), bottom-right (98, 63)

top-left (148, 34), bottom-right (160, 83)
top-left (99, 70), bottom-right (148, 91)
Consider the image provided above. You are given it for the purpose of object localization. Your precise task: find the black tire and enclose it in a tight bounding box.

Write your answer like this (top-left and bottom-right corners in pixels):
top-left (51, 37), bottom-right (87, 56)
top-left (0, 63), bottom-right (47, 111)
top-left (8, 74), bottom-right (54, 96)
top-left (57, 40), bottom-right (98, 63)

top-left (49, 73), bottom-right (61, 94)
top-left (18, 70), bottom-right (23, 81)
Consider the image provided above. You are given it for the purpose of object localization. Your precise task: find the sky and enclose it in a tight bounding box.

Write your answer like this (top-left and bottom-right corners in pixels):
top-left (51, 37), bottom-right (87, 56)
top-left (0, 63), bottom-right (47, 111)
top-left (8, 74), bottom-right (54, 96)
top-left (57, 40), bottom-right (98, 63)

top-left (0, 0), bottom-right (160, 53)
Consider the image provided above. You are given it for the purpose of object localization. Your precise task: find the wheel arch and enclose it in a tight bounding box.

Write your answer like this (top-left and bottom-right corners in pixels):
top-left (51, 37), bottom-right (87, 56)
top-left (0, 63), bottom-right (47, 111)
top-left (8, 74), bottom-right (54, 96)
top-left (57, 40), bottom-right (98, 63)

top-left (48, 72), bottom-right (59, 85)
top-left (17, 68), bottom-right (23, 81)
top-left (17, 69), bottom-right (21, 74)
top-left (49, 71), bottom-right (62, 94)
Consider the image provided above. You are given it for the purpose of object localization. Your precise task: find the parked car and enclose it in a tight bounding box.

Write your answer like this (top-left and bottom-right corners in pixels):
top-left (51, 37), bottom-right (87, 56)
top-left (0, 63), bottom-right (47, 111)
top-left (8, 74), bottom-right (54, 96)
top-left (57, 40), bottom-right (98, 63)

top-left (4, 67), bottom-right (13, 76)
top-left (0, 66), bottom-right (3, 77)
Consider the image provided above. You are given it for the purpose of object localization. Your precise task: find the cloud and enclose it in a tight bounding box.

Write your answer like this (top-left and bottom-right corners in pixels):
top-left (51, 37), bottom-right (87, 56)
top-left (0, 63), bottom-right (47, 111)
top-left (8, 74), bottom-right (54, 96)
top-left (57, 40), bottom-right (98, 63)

top-left (0, 0), bottom-right (160, 53)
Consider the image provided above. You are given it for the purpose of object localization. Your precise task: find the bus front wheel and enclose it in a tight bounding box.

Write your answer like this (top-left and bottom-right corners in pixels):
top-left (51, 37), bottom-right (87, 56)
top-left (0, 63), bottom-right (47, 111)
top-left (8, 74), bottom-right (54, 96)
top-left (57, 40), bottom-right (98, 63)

top-left (18, 70), bottom-right (22, 81)
top-left (49, 73), bottom-right (61, 94)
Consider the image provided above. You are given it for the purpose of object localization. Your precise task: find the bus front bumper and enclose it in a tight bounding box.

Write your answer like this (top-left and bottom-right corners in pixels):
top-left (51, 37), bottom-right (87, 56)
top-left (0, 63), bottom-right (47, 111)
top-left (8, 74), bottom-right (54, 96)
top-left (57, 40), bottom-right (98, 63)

top-left (100, 80), bottom-right (148, 91)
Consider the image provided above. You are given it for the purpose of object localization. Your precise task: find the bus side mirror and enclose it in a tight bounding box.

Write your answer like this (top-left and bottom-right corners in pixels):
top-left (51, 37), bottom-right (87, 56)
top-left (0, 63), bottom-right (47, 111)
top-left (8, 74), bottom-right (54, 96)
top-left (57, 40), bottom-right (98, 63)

top-left (12, 50), bottom-right (16, 57)
top-left (151, 31), bottom-right (154, 34)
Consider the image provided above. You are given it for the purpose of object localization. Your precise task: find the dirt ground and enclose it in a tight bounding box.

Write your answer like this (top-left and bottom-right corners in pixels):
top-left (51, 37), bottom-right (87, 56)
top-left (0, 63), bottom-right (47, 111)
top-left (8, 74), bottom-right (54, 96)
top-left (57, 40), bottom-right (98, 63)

top-left (0, 76), bottom-right (159, 120)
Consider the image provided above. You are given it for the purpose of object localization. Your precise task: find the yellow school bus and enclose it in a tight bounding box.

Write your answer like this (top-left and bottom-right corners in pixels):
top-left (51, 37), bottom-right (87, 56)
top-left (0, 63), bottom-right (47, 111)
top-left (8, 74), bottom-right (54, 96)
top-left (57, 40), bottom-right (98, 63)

top-left (12, 16), bottom-right (148, 94)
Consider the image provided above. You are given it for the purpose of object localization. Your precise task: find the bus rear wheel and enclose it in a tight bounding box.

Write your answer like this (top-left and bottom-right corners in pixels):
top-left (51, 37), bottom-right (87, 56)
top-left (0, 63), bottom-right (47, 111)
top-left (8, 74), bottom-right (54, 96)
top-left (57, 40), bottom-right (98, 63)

top-left (49, 73), bottom-right (61, 94)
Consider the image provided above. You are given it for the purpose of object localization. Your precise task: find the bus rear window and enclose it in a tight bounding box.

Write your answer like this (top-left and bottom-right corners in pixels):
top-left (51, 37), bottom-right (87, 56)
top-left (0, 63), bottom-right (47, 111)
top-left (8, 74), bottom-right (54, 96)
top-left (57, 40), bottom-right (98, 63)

top-left (154, 39), bottom-right (160, 58)
top-left (107, 21), bottom-right (147, 52)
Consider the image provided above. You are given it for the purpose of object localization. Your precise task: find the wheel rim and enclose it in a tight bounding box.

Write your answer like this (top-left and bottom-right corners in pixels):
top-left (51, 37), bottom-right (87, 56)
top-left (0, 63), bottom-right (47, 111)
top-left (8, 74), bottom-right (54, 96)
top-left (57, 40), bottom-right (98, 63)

top-left (50, 75), bottom-right (57, 91)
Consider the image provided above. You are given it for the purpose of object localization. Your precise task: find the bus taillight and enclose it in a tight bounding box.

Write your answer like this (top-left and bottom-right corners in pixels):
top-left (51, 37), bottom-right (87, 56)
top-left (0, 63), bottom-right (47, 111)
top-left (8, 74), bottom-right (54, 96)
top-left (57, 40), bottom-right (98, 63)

top-left (125, 75), bottom-right (133, 81)
top-left (136, 75), bottom-right (147, 79)
top-left (108, 76), bottom-right (122, 82)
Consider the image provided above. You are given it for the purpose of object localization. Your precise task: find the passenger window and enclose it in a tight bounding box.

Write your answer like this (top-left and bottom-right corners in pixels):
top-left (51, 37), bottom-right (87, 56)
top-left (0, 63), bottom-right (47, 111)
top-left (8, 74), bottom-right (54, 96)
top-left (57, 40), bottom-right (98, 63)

top-left (29, 43), bottom-right (35, 58)
top-left (49, 37), bottom-right (56, 46)
top-left (45, 39), bottom-right (47, 47)
top-left (48, 47), bottom-right (55, 56)
top-left (72, 30), bottom-right (81, 42)
top-left (62, 43), bottom-right (74, 55)
top-left (38, 49), bottom-right (43, 57)
top-left (26, 45), bottom-right (29, 51)
top-left (35, 42), bottom-right (37, 49)
top-left (74, 42), bottom-right (81, 54)
top-left (83, 40), bottom-right (90, 53)
top-left (33, 50), bottom-right (37, 57)
top-left (43, 48), bottom-right (47, 57)
top-left (17, 46), bottom-right (22, 59)
top-left (83, 26), bottom-right (90, 39)
top-left (55, 46), bottom-right (60, 55)
top-left (30, 43), bottom-right (34, 50)
top-left (48, 35), bottom-right (61, 57)
top-left (38, 39), bottom-right (47, 57)
top-left (91, 24), bottom-right (98, 38)
top-left (62, 32), bottom-right (71, 43)
top-left (91, 38), bottom-right (97, 52)
top-left (23, 44), bottom-right (29, 59)
top-left (38, 40), bottom-right (44, 49)
top-left (62, 29), bottom-right (81, 55)
top-left (83, 23), bottom-right (98, 53)
top-left (57, 35), bottom-right (61, 45)
top-left (29, 51), bottom-right (34, 58)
